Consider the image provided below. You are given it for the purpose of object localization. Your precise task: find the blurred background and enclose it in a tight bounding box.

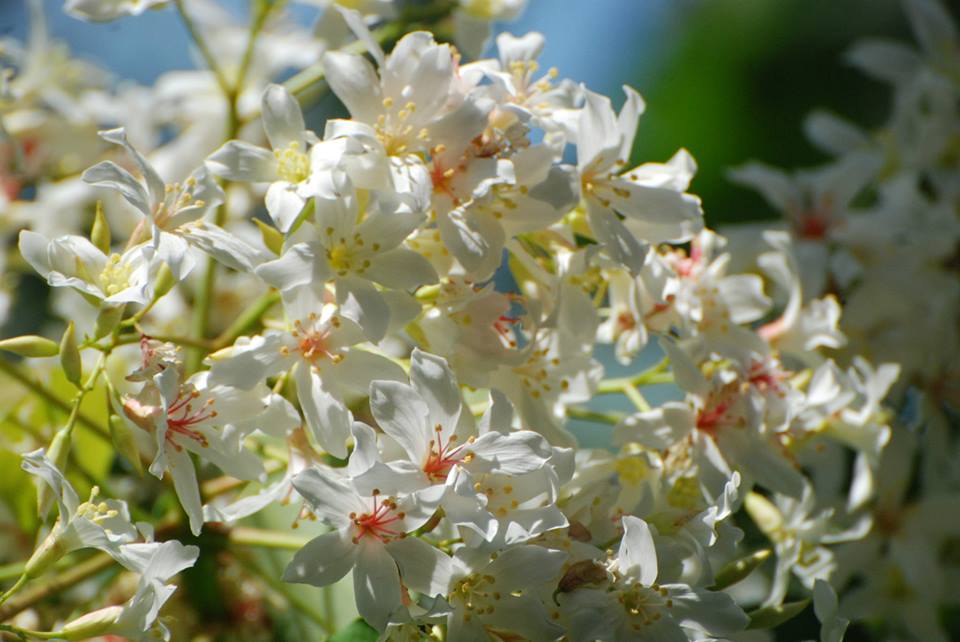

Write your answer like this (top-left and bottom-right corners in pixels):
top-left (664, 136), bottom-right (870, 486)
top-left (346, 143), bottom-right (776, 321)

top-left (0, 0), bottom-right (918, 228)
top-left (0, 1), bottom-right (948, 640)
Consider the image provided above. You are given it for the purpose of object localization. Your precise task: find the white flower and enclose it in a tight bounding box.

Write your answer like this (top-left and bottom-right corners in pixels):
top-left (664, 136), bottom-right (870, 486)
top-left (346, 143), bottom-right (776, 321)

top-left (256, 174), bottom-right (436, 341)
top-left (282, 465), bottom-right (440, 631)
top-left (83, 127), bottom-right (263, 279)
top-left (19, 229), bottom-right (155, 307)
top-left (577, 87), bottom-right (703, 270)
top-left (562, 516), bottom-right (748, 642)
top-left (121, 344), bottom-right (295, 534)
top-left (207, 286), bottom-right (405, 457)
top-left (206, 84), bottom-right (317, 232)
top-left (322, 29), bottom-right (490, 206)
top-left (442, 544), bottom-right (566, 641)
top-left (53, 540), bottom-right (199, 642)
top-left (20, 449), bottom-right (142, 577)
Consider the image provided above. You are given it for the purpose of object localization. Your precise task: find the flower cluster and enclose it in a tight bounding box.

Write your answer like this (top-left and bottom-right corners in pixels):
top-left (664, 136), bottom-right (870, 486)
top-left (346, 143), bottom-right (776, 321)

top-left (0, 0), bottom-right (952, 641)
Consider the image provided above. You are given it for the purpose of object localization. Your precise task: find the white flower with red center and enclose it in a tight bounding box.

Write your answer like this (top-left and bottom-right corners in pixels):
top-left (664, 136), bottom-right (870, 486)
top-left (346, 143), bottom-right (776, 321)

top-left (321, 24), bottom-right (494, 209)
top-left (616, 344), bottom-right (806, 499)
top-left (361, 349), bottom-right (555, 508)
top-left (438, 145), bottom-right (579, 280)
top-left (282, 465), bottom-right (444, 632)
top-left (207, 286), bottom-right (405, 458)
top-left (120, 344), bottom-right (296, 535)
top-left (415, 278), bottom-right (518, 386)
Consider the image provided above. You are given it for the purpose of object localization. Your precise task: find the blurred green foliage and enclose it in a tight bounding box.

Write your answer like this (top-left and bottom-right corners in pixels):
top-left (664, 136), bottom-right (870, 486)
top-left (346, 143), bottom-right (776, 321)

top-left (629, 0), bottom-right (911, 226)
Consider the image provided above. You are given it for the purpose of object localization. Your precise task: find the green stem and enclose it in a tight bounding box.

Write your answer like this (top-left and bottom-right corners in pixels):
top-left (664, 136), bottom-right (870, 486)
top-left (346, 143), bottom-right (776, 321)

top-left (0, 554), bottom-right (113, 623)
top-left (0, 359), bottom-right (109, 442)
top-left (114, 331), bottom-right (212, 351)
top-left (0, 576), bottom-right (26, 608)
top-left (565, 406), bottom-right (624, 425)
top-left (211, 290), bottom-right (280, 350)
top-left (228, 527), bottom-right (311, 551)
top-left (172, 0), bottom-right (236, 133)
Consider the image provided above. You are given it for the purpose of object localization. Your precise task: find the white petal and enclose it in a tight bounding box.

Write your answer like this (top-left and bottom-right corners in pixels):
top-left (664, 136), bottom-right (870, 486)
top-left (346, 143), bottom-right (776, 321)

top-left (290, 466), bottom-right (362, 526)
top-left (168, 447), bottom-right (203, 536)
top-left (265, 182), bottom-right (306, 233)
top-left (410, 349), bottom-right (462, 432)
top-left (296, 366), bottom-right (352, 459)
top-left (336, 275), bottom-right (390, 342)
top-left (262, 84), bottom-right (306, 150)
top-left (323, 51), bottom-right (383, 123)
top-left (485, 544), bottom-right (565, 590)
top-left (369, 380), bottom-right (431, 463)
top-left (206, 141), bottom-right (277, 182)
top-left (386, 536), bottom-right (453, 596)
top-left (255, 242), bottom-right (331, 290)
top-left (365, 248), bottom-right (438, 289)
top-left (283, 530), bottom-right (357, 586)
top-left (354, 540), bottom-right (402, 632)
top-left (617, 515), bottom-right (658, 586)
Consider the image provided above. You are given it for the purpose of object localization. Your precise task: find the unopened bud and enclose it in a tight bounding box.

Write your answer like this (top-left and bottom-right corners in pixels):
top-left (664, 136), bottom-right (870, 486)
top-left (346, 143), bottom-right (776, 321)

top-left (0, 335), bottom-right (60, 358)
top-left (56, 605), bottom-right (124, 639)
top-left (90, 201), bottom-right (111, 254)
top-left (254, 218), bottom-right (284, 256)
top-left (60, 322), bottom-right (82, 387)
top-left (24, 527), bottom-right (68, 578)
top-left (94, 304), bottom-right (124, 340)
top-left (153, 262), bottom-right (176, 299)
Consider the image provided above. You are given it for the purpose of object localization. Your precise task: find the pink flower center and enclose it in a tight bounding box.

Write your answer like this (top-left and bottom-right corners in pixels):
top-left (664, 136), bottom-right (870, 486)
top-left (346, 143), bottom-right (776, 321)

top-left (166, 389), bottom-right (214, 448)
top-left (423, 424), bottom-right (470, 482)
top-left (350, 491), bottom-right (405, 543)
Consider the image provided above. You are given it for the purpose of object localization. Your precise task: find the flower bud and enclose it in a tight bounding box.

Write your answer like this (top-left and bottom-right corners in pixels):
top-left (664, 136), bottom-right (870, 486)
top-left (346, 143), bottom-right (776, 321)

top-left (59, 322), bottom-right (82, 387)
top-left (153, 262), bottom-right (176, 299)
top-left (254, 218), bottom-right (284, 256)
top-left (24, 527), bottom-right (68, 578)
top-left (0, 335), bottom-right (60, 358)
top-left (90, 201), bottom-right (111, 254)
top-left (56, 605), bottom-right (124, 639)
top-left (94, 304), bottom-right (124, 340)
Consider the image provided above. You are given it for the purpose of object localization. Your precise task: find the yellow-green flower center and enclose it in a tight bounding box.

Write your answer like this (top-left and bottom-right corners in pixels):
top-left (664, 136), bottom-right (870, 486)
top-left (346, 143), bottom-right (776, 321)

top-left (99, 254), bottom-right (132, 296)
top-left (275, 142), bottom-right (310, 184)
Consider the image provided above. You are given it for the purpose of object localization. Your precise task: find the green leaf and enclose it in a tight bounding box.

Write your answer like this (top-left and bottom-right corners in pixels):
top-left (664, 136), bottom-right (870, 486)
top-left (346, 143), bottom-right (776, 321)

top-left (747, 598), bottom-right (811, 630)
top-left (329, 619), bottom-right (377, 642)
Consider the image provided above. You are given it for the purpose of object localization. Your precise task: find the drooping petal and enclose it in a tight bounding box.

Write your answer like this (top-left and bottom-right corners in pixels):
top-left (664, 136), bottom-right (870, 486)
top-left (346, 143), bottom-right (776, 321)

top-left (354, 539), bottom-right (403, 632)
top-left (617, 515), bottom-right (658, 586)
top-left (283, 530), bottom-right (357, 587)
top-left (262, 84), bottom-right (306, 150)
top-left (206, 141), bottom-right (277, 183)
